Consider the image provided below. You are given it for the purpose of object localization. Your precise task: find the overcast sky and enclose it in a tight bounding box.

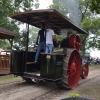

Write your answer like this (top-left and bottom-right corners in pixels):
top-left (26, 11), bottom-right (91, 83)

top-left (38, 0), bottom-right (53, 9)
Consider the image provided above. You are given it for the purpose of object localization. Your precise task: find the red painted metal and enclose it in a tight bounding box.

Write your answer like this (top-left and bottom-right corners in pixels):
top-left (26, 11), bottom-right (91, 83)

top-left (67, 50), bottom-right (81, 89)
top-left (68, 34), bottom-right (80, 51)
top-left (81, 63), bottom-right (89, 79)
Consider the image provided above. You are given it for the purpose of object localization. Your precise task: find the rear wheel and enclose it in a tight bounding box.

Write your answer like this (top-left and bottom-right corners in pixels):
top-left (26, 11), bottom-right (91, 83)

top-left (81, 63), bottom-right (89, 79)
top-left (61, 48), bottom-right (81, 89)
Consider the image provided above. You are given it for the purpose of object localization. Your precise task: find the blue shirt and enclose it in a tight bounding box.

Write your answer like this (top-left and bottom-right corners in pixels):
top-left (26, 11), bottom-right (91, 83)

top-left (38, 29), bottom-right (45, 42)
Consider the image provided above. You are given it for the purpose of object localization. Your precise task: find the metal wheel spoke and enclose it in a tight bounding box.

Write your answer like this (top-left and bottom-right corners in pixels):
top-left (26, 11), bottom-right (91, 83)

top-left (81, 64), bottom-right (89, 79)
top-left (73, 53), bottom-right (78, 67)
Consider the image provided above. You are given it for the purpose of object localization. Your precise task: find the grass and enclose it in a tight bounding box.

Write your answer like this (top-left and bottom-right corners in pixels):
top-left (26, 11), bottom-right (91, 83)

top-left (78, 64), bottom-right (100, 100)
top-left (89, 64), bottom-right (100, 67)
top-left (79, 83), bottom-right (100, 100)
top-left (0, 74), bottom-right (22, 84)
top-left (69, 83), bottom-right (100, 100)
top-left (89, 64), bottom-right (100, 71)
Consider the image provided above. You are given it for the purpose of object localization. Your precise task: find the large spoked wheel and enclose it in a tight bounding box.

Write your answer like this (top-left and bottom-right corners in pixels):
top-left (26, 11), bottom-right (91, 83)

top-left (68, 34), bottom-right (80, 51)
top-left (62, 48), bottom-right (81, 89)
top-left (81, 63), bottom-right (89, 79)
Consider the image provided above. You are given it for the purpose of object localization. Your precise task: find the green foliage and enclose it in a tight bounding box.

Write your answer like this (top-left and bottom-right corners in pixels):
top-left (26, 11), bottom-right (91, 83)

top-left (1, 0), bottom-right (100, 53)
top-left (89, 0), bottom-right (100, 14)
top-left (56, 34), bottom-right (63, 42)
top-left (0, 39), bottom-right (10, 50)
top-left (29, 26), bottom-right (39, 44)
top-left (50, 0), bottom-right (100, 53)
top-left (81, 18), bottom-right (100, 50)
top-left (80, 34), bottom-right (88, 56)
top-left (0, 0), bottom-right (39, 50)
top-left (0, 75), bottom-right (21, 84)
top-left (49, 0), bottom-right (68, 17)
top-left (78, 0), bottom-right (100, 55)
top-left (69, 91), bottom-right (81, 98)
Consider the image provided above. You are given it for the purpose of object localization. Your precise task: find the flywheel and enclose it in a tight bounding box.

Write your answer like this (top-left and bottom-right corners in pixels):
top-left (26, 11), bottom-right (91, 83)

top-left (68, 34), bottom-right (80, 51)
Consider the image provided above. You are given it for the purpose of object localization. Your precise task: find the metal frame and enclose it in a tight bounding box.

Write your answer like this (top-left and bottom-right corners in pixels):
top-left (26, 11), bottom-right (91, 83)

top-left (10, 9), bottom-right (89, 84)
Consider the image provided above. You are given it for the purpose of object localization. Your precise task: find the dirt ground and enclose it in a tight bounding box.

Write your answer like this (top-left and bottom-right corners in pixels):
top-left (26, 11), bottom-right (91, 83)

top-left (0, 65), bottom-right (100, 100)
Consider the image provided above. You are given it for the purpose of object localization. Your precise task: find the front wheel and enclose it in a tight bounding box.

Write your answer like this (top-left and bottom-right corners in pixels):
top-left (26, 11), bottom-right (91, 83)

top-left (81, 63), bottom-right (89, 79)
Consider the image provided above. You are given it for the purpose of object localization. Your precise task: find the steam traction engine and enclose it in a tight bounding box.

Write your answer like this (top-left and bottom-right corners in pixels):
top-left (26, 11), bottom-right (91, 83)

top-left (10, 9), bottom-right (89, 89)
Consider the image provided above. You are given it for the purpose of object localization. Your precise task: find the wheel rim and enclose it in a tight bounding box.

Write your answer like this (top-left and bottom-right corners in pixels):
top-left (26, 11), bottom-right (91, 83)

top-left (75, 35), bottom-right (80, 51)
top-left (67, 50), bottom-right (81, 89)
top-left (83, 64), bottom-right (89, 78)
top-left (68, 34), bottom-right (80, 51)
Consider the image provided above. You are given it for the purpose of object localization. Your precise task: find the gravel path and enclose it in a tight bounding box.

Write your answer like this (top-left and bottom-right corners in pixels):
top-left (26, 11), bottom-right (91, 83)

top-left (0, 66), bottom-right (100, 100)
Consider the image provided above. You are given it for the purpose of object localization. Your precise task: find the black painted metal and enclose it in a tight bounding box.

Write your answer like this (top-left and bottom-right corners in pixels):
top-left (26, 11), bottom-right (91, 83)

top-left (10, 51), bottom-right (25, 76)
top-left (27, 52), bottom-right (41, 71)
top-left (22, 73), bottom-right (61, 82)
top-left (11, 51), bottom-right (39, 75)
top-left (41, 54), bottom-right (63, 80)
top-left (11, 50), bottom-right (64, 80)
top-left (44, 16), bottom-right (49, 49)
top-left (25, 18), bottom-right (30, 72)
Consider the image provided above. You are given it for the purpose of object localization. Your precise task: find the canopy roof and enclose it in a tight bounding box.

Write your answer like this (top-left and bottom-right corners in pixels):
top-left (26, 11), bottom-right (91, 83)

top-left (0, 27), bottom-right (20, 39)
top-left (10, 9), bottom-right (88, 34)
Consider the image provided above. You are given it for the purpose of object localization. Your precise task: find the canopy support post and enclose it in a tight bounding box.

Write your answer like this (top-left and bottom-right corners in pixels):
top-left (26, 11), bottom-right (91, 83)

top-left (8, 39), bottom-right (13, 51)
top-left (44, 16), bottom-right (50, 48)
top-left (25, 18), bottom-right (31, 72)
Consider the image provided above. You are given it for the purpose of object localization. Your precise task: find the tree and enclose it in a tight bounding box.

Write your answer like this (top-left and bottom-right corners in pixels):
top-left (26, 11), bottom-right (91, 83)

top-left (0, 0), bottom-right (39, 50)
top-left (50, 0), bottom-right (100, 56)
top-left (79, 0), bottom-right (91, 22)
top-left (50, 0), bottom-right (71, 17)
top-left (29, 26), bottom-right (39, 45)
top-left (79, 0), bottom-right (92, 55)
top-left (81, 18), bottom-right (100, 50)
top-left (0, 40), bottom-right (10, 50)
top-left (89, 0), bottom-right (100, 14)
top-left (79, 0), bottom-right (100, 54)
